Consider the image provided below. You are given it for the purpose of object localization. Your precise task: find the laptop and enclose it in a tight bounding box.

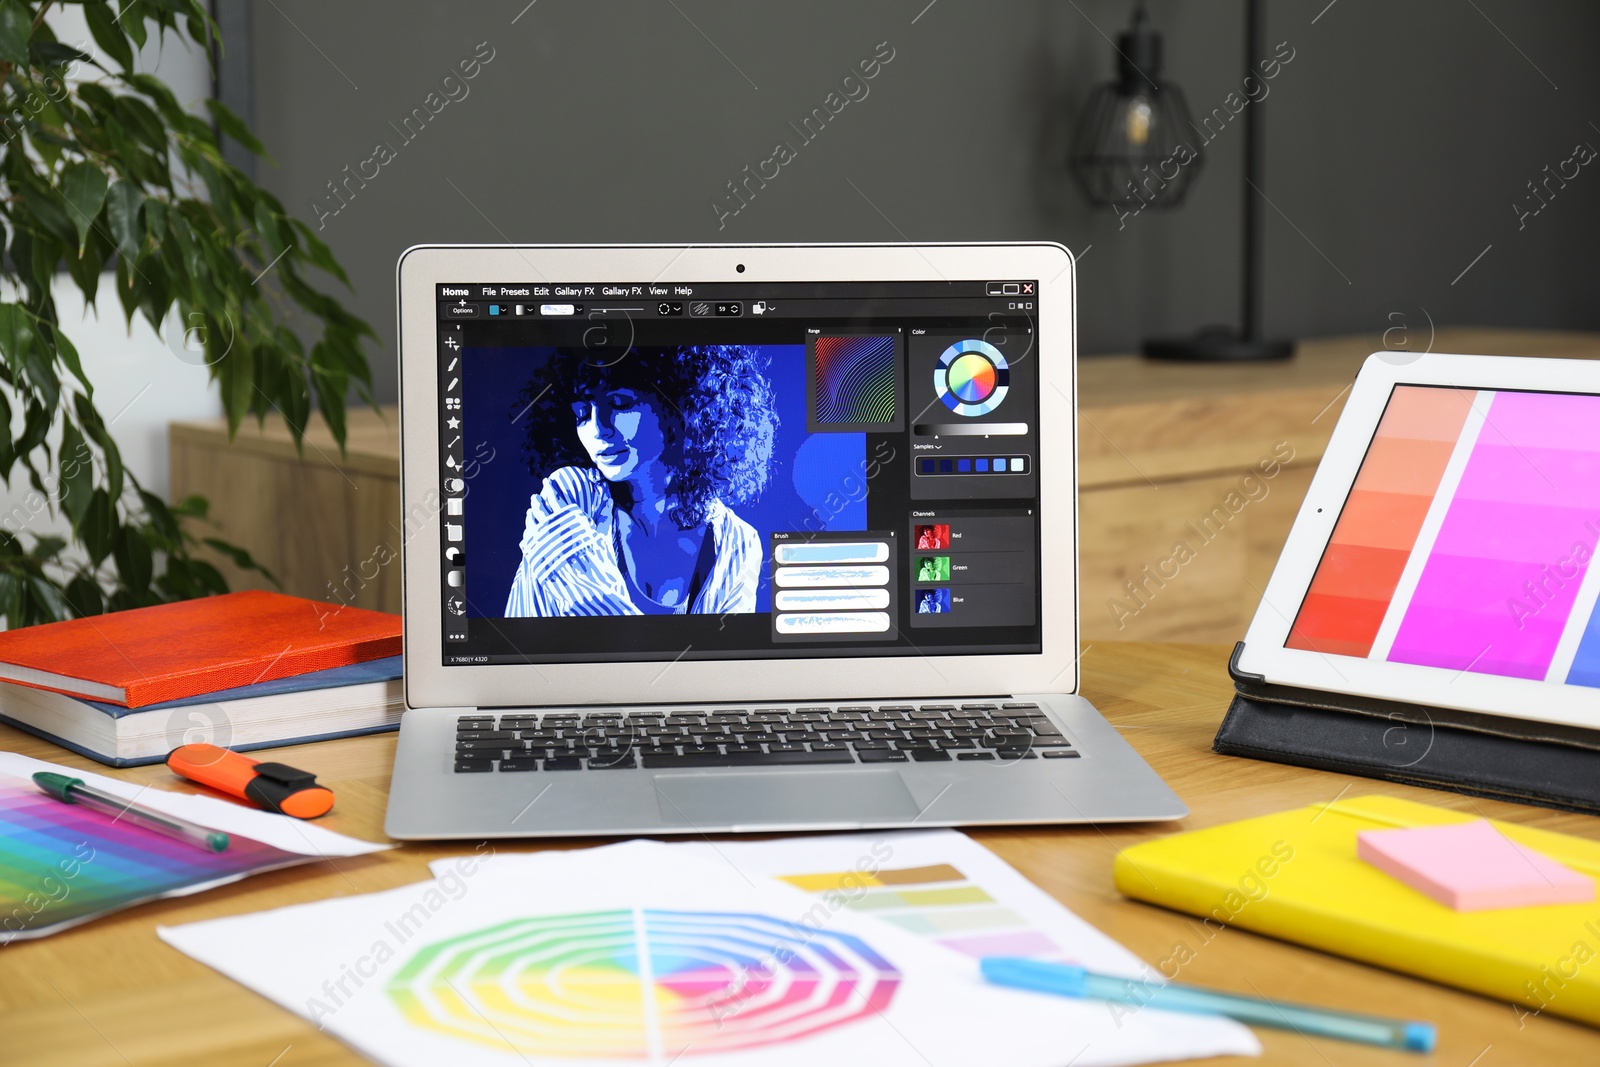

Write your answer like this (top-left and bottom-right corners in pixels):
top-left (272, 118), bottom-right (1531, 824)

top-left (384, 243), bottom-right (1184, 838)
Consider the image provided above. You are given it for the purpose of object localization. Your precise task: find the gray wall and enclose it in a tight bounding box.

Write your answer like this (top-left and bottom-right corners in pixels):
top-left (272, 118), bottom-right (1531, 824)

top-left (243, 0), bottom-right (1600, 401)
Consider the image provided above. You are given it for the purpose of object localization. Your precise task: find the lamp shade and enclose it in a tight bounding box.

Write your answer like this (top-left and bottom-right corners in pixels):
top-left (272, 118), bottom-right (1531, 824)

top-left (1069, 5), bottom-right (1203, 211)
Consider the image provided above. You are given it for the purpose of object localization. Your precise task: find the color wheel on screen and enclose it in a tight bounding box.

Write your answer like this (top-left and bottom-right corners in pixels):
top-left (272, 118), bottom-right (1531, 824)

top-left (387, 908), bottom-right (901, 1059)
top-left (935, 339), bottom-right (1009, 417)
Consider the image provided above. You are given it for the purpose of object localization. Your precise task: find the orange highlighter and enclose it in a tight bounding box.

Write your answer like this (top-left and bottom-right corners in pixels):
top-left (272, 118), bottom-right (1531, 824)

top-left (167, 744), bottom-right (335, 819)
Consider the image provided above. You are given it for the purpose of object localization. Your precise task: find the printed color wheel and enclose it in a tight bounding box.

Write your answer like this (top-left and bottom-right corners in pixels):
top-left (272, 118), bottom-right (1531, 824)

top-left (934, 339), bottom-right (1009, 417)
top-left (387, 908), bottom-right (901, 1059)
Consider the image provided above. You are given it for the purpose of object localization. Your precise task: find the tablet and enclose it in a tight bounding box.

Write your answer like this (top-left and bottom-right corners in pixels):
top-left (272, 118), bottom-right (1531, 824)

top-left (1238, 352), bottom-right (1600, 731)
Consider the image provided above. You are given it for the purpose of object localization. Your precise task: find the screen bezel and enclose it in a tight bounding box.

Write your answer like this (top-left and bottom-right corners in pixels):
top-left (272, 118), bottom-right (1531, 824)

top-left (1238, 351), bottom-right (1600, 730)
top-left (397, 243), bottom-right (1078, 710)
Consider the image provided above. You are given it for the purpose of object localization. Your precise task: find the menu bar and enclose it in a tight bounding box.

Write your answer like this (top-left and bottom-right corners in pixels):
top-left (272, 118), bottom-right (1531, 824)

top-left (439, 298), bottom-right (1031, 321)
top-left (436, 281), bottom-right (1033, 300)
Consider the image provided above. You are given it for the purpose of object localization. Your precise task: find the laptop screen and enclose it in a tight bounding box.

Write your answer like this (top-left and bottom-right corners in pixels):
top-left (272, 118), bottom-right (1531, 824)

top-left (432, 280), bottom-right (1042, 665)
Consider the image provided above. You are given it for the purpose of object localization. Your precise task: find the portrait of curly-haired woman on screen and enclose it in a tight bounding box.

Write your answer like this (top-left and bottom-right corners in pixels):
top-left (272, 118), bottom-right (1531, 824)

top-left (505, 345), bottom-right (780, 617)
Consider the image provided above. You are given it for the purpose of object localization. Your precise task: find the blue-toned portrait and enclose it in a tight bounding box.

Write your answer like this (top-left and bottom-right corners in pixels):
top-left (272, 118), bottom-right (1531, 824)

top-left (460, 344), bottom-right (867, 617)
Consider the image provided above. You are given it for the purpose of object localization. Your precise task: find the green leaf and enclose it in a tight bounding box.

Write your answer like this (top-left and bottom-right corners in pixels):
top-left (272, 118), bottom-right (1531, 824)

top-left (0, 0), bottom-right (33, 66)
top-left (28, 576), bottom-right (70, 623)
top-left (0, 303), bottom-right (37, 374)
top-left (67, 238), bottom-right (104, 304)
top-left (202, 537), bottom-right (279, 586)
top-left (168, 215), bottom-right (206, 286)
top-left (84, 1), bottom-right (135, 71)
top-left (31, 535), bottom-right (68, 559)
top-left (17, 401), bottom-right (51, 459)
top-left (60, 162), bottom-right (109, 252)
top-left (113, 525), bottom-right (153, 590)
top-left (75, 393), bottom-right (120, 499)
top-left (0, 387), bottom-right (13, 481)
top-left (64, 574), bottom-right (105, 616)
top-left (79, 489), bottom-right (116, 565)
top-left (8, 227), bottom-right (35, 290)
top-left (23, 343), bottom-right (60, 414)
top-left (119, 0), bottom-right (148, 50)
top-left (115, 255), bottom-right (141, 325)
top-left (58, 425), bottom-right (95, 527)
top-left (52, 328), bottom-right (91, 394)
top-left (30, 127), bottom-right (64, 173)
top-left (115, 97), bottom-right (168, 154)
top-left (185, 151), bottom-right (231, 220)
top-left (21, 182), bottom-right (76, 246)
top-left (252, 198), bottom-right (283, 259)
top-left (31, 40), bottom-right (92, 68)
top-left (289, 220), bottom-right (352, 287)
top-left (128, 73), bottom-right (186, 127)
top-left (138, 489), bottom-right (182, 542)
top-left (223, 342), bottom-right (252, 432)
top-left (311, 358), bottom-right (348, 448)
top-left (0, 572), bottom-right (16, 626)
top-left (105, 180), bottom-right (144, 261)
top-left (190, 559), bottom-right (227, 594)
top-left (204, 98), bottom-right (267, 157)
top-left (170, 493), bottom-right (210, 520)
top-left (28, 234), bottom-right (63, 303)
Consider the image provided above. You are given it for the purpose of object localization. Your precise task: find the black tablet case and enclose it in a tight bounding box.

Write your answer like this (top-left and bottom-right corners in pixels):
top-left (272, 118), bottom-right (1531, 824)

top-left (1216, 642), bottom-right (1600, 814)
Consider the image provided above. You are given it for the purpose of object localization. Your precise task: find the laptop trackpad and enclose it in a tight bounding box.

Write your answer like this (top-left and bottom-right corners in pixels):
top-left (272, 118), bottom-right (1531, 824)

top-left (653, 769), bottom-right (918, 829)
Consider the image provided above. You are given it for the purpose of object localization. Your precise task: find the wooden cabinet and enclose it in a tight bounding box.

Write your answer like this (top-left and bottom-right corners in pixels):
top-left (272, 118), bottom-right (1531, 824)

top-left (1076, 328), bottom-right (1600, 641)
top-left (169, 408), bottom-right (404, 615)
top-left (169, 329), bottom-right (1600, 639)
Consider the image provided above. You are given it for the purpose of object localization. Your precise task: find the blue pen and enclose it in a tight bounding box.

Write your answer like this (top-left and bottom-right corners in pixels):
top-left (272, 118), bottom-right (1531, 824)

top-left (981, 957), bottom-right (1435, 1053)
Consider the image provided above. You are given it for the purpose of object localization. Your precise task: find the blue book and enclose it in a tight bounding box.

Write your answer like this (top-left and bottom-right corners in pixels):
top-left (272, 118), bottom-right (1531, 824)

top-left (0, 656), bottom-right (403, 767)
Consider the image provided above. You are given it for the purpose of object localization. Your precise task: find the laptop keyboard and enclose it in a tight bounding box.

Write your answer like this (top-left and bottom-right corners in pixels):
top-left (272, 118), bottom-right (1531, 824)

top-left (452, 703), bottom-right (1077, 773)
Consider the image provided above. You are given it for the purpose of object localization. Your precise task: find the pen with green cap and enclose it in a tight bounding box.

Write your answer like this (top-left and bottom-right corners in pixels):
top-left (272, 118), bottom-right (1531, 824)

top-left (33, 771), bottom-right (229, 853)
top-left (981, 957), bottom-right (1436, 1053)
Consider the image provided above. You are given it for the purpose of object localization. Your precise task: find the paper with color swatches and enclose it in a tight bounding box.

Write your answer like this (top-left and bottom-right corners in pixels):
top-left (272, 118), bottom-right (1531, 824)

top-left (0, 751), bottom-right (385, 941)
top-left (162, 834), bottom-right (1259, 1066)
top-left (668, 829), bottom-right (1143, 965)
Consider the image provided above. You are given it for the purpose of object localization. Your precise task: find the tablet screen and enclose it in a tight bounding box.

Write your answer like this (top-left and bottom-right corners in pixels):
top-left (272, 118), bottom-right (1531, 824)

top-left (1287, 385), bottom-right (1600, 688)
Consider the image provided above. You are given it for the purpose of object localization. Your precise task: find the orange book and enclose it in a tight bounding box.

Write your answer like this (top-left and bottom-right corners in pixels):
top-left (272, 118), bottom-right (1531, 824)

top-left (0, 591), bottom-right (401, 707)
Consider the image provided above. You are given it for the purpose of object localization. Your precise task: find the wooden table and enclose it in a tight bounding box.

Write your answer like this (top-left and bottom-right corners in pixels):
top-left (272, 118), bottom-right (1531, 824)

top-left (5, 643), bottom-right (1599, 1065)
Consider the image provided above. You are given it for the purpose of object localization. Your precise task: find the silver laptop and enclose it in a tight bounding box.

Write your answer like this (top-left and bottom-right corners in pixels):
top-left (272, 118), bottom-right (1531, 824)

top-left (384, 243), bottom-right (1184, 838)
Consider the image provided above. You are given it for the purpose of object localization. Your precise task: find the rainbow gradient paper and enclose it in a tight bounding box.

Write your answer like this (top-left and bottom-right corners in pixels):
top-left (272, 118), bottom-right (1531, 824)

top-left (3, 765), bottom-right (320, 942)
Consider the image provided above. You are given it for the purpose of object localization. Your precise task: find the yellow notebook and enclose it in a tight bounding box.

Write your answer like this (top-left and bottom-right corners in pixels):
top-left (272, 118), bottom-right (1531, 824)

top-left (1114, 795), bottom-right (1600, 1027)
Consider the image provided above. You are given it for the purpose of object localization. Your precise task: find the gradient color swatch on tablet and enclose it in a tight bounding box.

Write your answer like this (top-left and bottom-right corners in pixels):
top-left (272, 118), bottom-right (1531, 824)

top-left (1288, 386), bottom-right (1474, 657)
top-left (1390, 390), bottom-right (1600, 678)
top-left (386, 908), bottom-right (900, 1058)
top-left (811, 335), bottom-right (896, 426)
top-left (0, 770), bottom-right (305, 941)
top-left (1288, 385), bottom-right (1600, 688)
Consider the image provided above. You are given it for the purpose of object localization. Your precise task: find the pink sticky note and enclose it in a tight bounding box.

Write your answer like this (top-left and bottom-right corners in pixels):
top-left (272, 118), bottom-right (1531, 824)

top-left (1357, 819), bottom-right (1595, 911)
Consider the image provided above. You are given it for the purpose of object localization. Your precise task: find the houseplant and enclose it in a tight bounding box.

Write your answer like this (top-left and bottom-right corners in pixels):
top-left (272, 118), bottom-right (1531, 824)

top-left (0, 0), bottom-right (374, 625)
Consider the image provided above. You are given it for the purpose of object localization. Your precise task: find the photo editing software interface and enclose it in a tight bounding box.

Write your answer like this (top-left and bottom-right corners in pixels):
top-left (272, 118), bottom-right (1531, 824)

top-left (1287, 384), bottom-right (1600, 689)
top-left (432, 279), bottom-right (1042, 665)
